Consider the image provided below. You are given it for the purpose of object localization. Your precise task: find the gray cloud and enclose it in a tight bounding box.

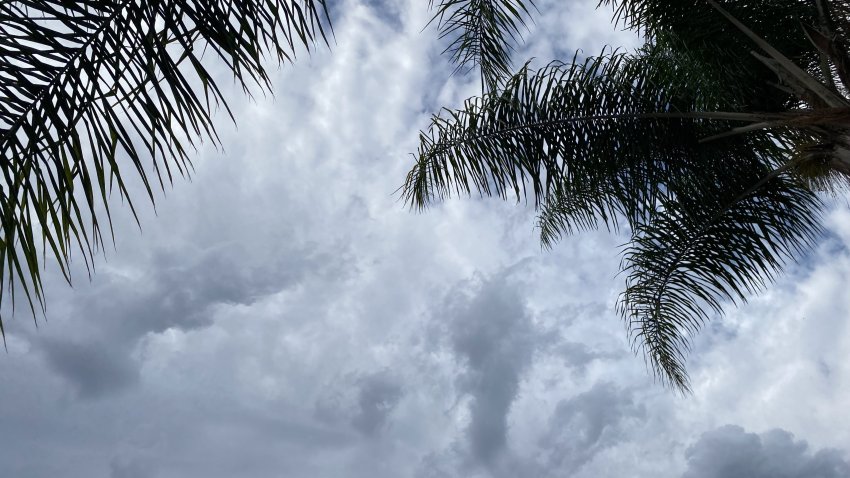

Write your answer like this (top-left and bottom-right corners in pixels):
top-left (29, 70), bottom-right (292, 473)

top-left (28, 241), bottom-right (345, 399)
top-left (442, 274), bottom-right (537, 467)
top-left (553, 341), bottom-right (622, 376)
top-left (69, 243), bottom-right (329, 341)
top-left (351, 372), bottom-right (404, 436)
top-left (40, 339), bottom-right (140, 399)
top-left (539, 382), bottom-right (646, 473)
top-left (110, 456), bottom-right (156, 478)
top-left (684, 425), bottom-right (850, 478)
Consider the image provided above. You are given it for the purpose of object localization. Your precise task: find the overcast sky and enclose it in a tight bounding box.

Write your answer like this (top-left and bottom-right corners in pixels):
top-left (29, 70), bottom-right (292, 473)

top-left (2, 1), bottom-right (850, 477)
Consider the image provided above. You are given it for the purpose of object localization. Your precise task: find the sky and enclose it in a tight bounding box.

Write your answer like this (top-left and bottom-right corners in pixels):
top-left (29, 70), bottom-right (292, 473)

top-left (2, 1), bottom-right (850, 477)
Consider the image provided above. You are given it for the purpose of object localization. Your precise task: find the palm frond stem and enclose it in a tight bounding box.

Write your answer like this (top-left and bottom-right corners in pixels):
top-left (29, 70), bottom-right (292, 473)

top-left (707, 0), bottom-right (847, 107)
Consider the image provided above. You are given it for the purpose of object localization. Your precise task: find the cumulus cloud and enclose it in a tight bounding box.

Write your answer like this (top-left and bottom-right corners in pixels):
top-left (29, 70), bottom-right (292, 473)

top-left (684, 425), bottom-right (850, 478)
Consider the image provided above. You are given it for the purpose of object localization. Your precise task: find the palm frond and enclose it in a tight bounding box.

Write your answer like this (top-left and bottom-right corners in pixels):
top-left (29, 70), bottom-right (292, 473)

top-left (402, 45), bottom-right (792, 215)
top-left (428, 0), bottom-right (536, 92)
top-left (602, 0), bottom-right (826, 110)
top-left (404, 37), bottom-right (832, 390)
top-left (537, 175), bottom-right (624, 249)
top-left (0, 0), bottom-right (330, 338)
top-left (620, 170), bottom-right (822, 392)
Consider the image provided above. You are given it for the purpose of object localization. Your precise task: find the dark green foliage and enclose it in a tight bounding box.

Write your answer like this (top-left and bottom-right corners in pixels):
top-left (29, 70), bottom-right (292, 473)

top-left (620, 164), bottom-right (822, 390)
top-left (410, 0), bottom-right (850, 391)
top-left (428, 0), bottom-right (537, 92)
top-left (0, 1), bottom-right (330, 337)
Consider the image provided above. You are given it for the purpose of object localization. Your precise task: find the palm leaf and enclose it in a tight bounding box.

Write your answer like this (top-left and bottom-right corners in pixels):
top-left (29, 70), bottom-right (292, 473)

top-left (0, 0), bottom-right (330, 338)
top-left (602, 0), bottom-right (826, 110)
top-left (403, 39), bottom-right (830, 391)
top-left (428, 0), bottom-right (537, 92)
top-left (403, 45), bottom-right (792, 215)
top-left (620, 155), bottom-right (823, 392)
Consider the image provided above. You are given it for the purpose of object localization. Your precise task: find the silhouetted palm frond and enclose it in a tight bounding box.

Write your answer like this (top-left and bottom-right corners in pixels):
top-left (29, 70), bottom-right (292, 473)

top-left (428, 0), bottom-right (536, 92)
top-left (0, 0), bottom-right (330, 337)
top-left (407, 0), bottom-right (850, 391)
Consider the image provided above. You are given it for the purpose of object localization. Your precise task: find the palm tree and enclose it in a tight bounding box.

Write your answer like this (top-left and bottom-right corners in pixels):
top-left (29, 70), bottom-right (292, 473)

top-left (0, 1), bottom-right (330, 338)
top-left (409, 0), bottom-right (850, 392)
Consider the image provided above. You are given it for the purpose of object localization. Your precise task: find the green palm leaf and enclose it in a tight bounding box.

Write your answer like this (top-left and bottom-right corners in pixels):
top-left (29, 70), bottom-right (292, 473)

top-left (0, 0), bottom-right (330, 338)
top-left (403, 45), bottom-right (792, 215)
top-left (404, 0), bottom-right (847, 390)
top-left (620, 162), bottom-right (822, 392)
top-left (428, 0), bottom-right (537, 92)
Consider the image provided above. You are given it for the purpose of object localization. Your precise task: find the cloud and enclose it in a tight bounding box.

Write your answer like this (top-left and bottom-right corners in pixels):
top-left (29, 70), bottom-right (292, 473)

top-left (552, 341), bottom-right (622, 376)
top-left (683, 425), bottom-right (850, 478)
top-left (40, 339), bottom-right (140, 399)
top-left (442, 273), bottom-right (537, 467)
top-left (26, 237), bottom-right (339, 399)
top-left (539, 382), bottom-right (646, 473)
top-left (351, 372), bottom-right (404, 436)
top-left (110, 456), bottom-right (156, 478)
top-left (60, 243), bottom-right (320, 340)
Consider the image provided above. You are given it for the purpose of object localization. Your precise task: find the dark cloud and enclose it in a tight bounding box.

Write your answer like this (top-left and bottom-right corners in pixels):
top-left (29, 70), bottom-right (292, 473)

top-left (351, 372), bottom-right (404, 436)
top-left (360, 0), bottom-right (405, 31)
top-left (40, 339), bottom-right (139, 398)
top-left (684, 425), bottom-right (850, 478)
top-left (443, 274), bottom-right (537, 467)
top-left (539, 382), bottom-right (646, 473)
top-left (110, 457), bottom-right (156, 478)
top-left (29, 240), bottom-right (353, 399)
top-left (311, 371), bottom-right (404, 439)
top-left (70, 244), bottom-right (325, 341)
